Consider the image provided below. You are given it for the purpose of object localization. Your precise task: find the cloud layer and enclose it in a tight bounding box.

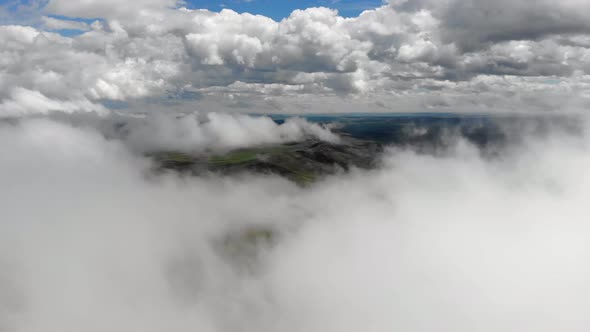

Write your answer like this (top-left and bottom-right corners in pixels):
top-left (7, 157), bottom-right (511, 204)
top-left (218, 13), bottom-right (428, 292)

top-left (1, 0), bottom-right (590, 115)
top-left (1, 113), bottom-right (589, 331)
top-left (56, 111), bottom-right (340, 153)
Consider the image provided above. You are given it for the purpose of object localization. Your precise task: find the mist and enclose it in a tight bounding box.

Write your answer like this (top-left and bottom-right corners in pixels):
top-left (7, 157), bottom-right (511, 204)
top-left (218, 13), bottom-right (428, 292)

top-left (0, 113), bottom-right (589, 332)
top-left (44, 111), bottom-right (340, 154)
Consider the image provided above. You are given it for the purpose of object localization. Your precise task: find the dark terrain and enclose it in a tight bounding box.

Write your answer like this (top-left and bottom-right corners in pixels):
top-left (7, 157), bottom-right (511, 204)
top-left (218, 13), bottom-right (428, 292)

top-left (152, 113), bottom-right (582, 184)
top-left (152, 134), bottom-right (382, 184)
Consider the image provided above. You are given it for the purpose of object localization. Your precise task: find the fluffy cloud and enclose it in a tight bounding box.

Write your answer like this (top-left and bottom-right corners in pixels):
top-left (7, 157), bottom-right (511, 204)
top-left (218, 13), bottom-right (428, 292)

top-left (0, 0), bottom-right (589, 116)
top-left (93, 112), bottom-right (340, 153)
top-left (391, 0), bottom-right (590, 49)
top-left (1, 113), bottom-right (590, 331)
top-left (0, 87), bottom-right (108, 116)
top-left (45, 0), bottom-right (181, 19)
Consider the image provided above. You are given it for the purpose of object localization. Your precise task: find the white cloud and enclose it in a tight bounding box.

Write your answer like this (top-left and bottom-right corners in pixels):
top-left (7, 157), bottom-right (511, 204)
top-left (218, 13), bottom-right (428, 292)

top-left (41, 16), bottom-right (90, 31)
top-left (45, 0), bottom-right (181, 19)
top-left (0, 88), bottom-right (108, 116)
top-left (0, 0), bottom-right (589, 116)
top-left (1, 114), bottom-right (590, 331)
top-left (117, 112), bottom-right (340, 153)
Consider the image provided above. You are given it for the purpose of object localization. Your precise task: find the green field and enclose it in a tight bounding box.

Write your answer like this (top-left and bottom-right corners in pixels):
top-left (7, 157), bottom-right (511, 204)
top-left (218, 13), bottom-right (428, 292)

top-left (152, 151), bottom-right (195, 166)
top-left (208, 151), bottom-right (259, 165)
top-left (152, 143), bottom-right (341, 185)
top-left (208, 146), bottom-right (290, 164)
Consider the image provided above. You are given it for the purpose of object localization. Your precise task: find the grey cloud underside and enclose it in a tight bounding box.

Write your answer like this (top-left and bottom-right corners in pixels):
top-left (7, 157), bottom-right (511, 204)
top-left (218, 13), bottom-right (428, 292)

top-left (1, 0), bottom-right (590, 115)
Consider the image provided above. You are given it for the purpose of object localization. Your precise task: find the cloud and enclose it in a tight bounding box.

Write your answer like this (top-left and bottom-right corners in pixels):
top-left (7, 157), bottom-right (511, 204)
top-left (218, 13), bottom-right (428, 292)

top-left (415, 0), bottom-right (590, 50)
top-left (45, 0), bottom-right (181, 19)
top-left (0, 1), bottom-right (589, 115)
top-left (0, 88), bottom-right (108, 116)
top-left (41, 16), bottom-right (90, 31)
top-left (1, 113), bottom-right (590, 331)
top-left (92, 112), bottom-right (340, 153)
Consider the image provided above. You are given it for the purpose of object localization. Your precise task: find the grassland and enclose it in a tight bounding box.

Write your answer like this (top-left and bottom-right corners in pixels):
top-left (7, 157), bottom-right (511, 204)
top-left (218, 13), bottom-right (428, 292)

top-left (208, 150), bottom-right (259, 165)
top-left (151, 137), bottom-right (379, 185)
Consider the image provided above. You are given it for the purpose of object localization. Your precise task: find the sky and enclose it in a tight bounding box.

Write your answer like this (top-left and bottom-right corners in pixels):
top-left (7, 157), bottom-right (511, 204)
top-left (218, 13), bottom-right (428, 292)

top-left (0, 0), bottom-right (385, 23)
top-left (1, 0), bottom-right (590, 115)
top-left (185, 0), bottom-right (385, 20)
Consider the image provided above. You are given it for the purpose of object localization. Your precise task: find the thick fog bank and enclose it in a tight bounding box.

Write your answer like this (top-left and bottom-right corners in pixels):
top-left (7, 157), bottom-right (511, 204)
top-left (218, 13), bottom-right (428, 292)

top-left (0, 114), bottom-right (589, 332)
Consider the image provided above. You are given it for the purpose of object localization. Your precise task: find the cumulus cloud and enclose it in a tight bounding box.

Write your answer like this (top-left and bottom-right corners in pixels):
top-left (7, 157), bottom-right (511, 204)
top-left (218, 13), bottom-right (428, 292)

top-left (45, 0), bottom-right (181, 19)
top-left (391, 0), bottom-right (590, 49)
top-left (96, 112), bottom-right (340, 153)
top-left (1, 113), bottom-right (590, 331)
top-left (0, 0), bottom-right (589, 115)
top-left (0, 88), bottom-right (108, 116)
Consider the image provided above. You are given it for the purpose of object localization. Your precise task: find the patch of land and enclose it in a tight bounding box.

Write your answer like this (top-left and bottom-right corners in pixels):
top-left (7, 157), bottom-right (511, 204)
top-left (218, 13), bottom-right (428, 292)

top-left (151, 135), bottom-right (382, 185)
